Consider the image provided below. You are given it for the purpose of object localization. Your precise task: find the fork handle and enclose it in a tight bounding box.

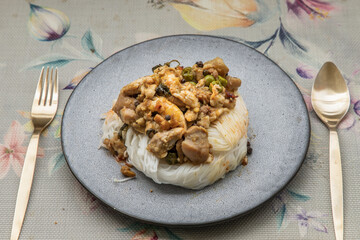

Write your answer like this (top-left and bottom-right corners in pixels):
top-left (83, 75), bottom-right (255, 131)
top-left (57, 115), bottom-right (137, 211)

top-left (11, 131), bottom-right (40, 240)
top-left (329, 129), bottom-right (343, 240)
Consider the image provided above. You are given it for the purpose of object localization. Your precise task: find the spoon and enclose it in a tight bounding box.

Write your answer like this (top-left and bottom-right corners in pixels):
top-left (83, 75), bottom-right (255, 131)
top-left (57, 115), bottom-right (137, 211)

top-left (311, 62), bottom-right (350, 240)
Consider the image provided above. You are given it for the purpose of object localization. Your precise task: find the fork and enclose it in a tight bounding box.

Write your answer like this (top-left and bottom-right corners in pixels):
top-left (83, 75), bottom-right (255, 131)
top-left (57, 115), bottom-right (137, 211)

top-left (11, 67), bottom-right (58, 240)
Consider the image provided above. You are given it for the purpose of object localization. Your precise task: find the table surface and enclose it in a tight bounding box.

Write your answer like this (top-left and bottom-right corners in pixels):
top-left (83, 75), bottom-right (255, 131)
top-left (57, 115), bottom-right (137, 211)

top-left (0, 0), bottom-right (359, 239)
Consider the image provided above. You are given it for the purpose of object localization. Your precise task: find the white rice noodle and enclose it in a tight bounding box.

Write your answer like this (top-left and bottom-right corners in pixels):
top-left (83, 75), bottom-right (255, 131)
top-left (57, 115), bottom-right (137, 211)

top-left (101, 95), bottom-right (249, 190)
top-left (100, 110), bottom-right (124, 146)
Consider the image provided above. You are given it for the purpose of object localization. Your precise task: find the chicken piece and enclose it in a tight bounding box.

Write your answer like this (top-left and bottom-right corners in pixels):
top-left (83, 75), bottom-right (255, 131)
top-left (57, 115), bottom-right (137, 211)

top-left (204, 57), bottom-right (229, 77)
top-left (121, 77), bottom-right (144, 96)
top-left (119, 107), bottom-right (138, 124)
top-left (103, 132), bottom-right (127, 161)
top-left (209, 108), bottom-right (229, 122)
top-left (144, 84), bottom-right (157, 99)
top-left (196, 87), bottom-right (212, 105)
top-left (159, 67), bottom-right (200, 109)
top-left (196, 78), bottom-right (206, 88)
top-left (206, 67), bottom-right (218, 79)
top-left (154, 114), bottom-right (171, 131)
top-left (145, 121), bottom-right (160, 138)
top-left (176, 140), bottom-right (185, 163)
top-left (192, 64), bottom-right (204, 81)
top-left (181, 126), bottom-right (210, 164)
top-left (223, 99), bottom-right (236, 109)
top-left (184, 110), bottom-right (198, 122)
top-left (112, 92), bottom-right (137, 114)
top-left (173, 90), bottom-right (200, 109)
top-left (210, 86), bottom-right (225, 108)
top-left (162, 71), bottom-right (182, 94)
top-left (200, 105), bottom-right (211, 114)
top-left (113, 77), bottom-right (147, 115)
top-left (167, 95), bottom-right (186, 109)
top-left (146, 97), bottom-right (186, 129)
top-left (147, 127), bottom-right (185, 158)
top-left (197, 115), bottom-right (210, 129)
top-left (226, 76), bottom-right (241, 91)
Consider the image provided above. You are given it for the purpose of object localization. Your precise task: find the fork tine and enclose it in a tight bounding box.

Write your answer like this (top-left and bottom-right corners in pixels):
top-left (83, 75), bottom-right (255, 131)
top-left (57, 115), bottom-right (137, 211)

top-left (52, 68), bottom-right (59, 105)
top-left (41, 67), bottom-right (49, 106)
top-left (34, 67), bottom-right (44, 105)
top-left (46, 68), bottom-right (53, 106)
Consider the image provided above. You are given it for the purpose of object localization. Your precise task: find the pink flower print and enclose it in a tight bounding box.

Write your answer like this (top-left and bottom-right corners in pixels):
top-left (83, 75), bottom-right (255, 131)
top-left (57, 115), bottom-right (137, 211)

top-left (287, 0), bottom-right (335, 20)
top-left (0, 120), bottom-right (44, 179)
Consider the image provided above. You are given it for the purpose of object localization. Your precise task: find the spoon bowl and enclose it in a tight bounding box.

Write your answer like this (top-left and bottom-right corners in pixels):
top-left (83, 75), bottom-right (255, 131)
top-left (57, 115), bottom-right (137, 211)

top-left (312, 62), bottom-right (350, 128)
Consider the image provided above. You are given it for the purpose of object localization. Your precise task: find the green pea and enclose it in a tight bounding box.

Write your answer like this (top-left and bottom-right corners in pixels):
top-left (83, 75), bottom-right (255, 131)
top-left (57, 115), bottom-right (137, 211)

top-left (183, 72), bottom-right (194, 82)
top-left (182, 67), bottom-right (195, 82)
top-left (190, 81), bottom-right (196, 86)
top-left (218, 76), bottom-right (227, 87)
top-left (204, 75), bottom-right (215, 86)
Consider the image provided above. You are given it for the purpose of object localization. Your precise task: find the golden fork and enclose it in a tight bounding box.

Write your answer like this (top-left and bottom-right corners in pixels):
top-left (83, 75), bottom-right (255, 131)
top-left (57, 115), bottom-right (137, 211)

top-left (11, 67), bottom-right (59, 240)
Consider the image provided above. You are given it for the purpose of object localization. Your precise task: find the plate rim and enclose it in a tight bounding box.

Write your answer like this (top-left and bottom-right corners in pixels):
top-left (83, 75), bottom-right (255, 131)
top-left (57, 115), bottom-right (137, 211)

top-left (61, 34), bottom-right (311, 227)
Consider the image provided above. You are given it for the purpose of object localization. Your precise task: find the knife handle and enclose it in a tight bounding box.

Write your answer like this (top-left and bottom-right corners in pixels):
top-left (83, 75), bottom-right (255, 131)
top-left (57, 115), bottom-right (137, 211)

top-left (11, 131), bottom-right (40, 240)
top-left (329, 129), bottom-right (343, 240)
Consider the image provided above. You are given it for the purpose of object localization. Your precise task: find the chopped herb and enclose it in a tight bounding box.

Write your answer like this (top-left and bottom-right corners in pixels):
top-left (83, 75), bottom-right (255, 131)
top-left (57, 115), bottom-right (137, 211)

top-left (120, 123), bottom-right (128, 132)
top-left (164, 152), bottom-right (177, 165)
top-left (156, 83), bottom-right (171, 96)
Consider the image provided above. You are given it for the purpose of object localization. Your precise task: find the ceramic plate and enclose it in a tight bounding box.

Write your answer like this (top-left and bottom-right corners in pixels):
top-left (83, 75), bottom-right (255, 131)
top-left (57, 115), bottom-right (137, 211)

top-left (61, 35), bottom-right (310, 226)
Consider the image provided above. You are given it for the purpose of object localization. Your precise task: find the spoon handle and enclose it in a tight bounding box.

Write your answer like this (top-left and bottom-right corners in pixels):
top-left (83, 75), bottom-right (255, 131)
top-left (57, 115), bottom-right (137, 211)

top-left (329, 129), bottom-right (343, 240)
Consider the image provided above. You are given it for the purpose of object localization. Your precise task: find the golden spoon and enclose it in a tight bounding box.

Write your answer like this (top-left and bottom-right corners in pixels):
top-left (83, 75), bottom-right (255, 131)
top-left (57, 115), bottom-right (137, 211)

top-left (311, 62), bottom-right (350, 240)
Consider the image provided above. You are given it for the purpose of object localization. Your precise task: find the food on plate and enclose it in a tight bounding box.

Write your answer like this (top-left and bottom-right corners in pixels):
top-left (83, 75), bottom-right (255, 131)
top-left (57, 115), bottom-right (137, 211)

top-left (101, 57), bottom-right (249, 189)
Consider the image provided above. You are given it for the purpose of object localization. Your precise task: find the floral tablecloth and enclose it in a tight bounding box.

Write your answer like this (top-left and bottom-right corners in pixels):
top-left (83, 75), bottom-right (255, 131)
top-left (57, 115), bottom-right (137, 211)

top-left (1, 0), bottom-right (359, 239)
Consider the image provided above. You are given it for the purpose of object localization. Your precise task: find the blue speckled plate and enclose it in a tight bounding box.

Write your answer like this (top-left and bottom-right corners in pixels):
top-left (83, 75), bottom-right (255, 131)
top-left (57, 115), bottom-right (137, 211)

top-left (61, 35), bottom-right (310, 226)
